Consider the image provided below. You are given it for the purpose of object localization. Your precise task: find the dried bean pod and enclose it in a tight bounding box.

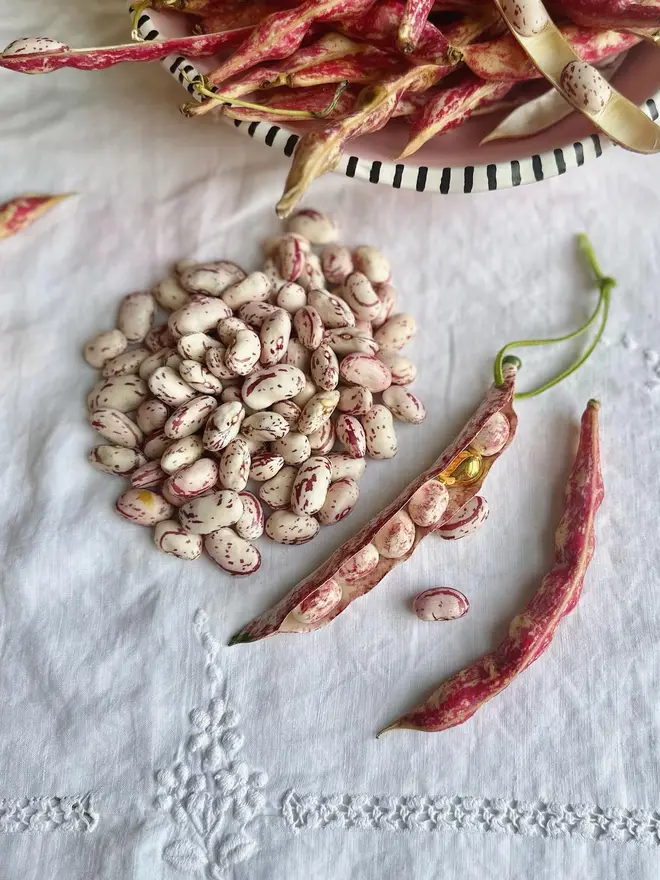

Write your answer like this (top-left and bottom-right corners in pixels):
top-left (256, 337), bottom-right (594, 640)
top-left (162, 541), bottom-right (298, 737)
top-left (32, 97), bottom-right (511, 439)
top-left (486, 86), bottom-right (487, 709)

top-left (165, 457), bottom-right (219, 503)
top-left (298, 390), bottom-right (340, 436)
top-left (178, 359), bottom-right (224, 395)
top-left (117, 291), bottom-right (155, 343)
top-left (260, 309), bottom-right (292, 366)
top-left (218, 438), bottom-right (251, 491)
top-left (382, 386), bottom-right (427, 424)
top-left (276, 282), bottom-right (307, 313)
top-left (337, 385), bottom-right (373, 415)
top-left (408, 480), bottom-right (449, 527)
top-left (235, 491), bottom-right (265, 540)
top-left (83, 329), bottom-right (127, 368)
top-left (291, 578), bottom-right (342, 624)
top-left (205, 346), bottom-right (236, 380)
top-left (241, 365), bottom-right (306, 410)
top-left (317, 477), bottom-right (360, 525)
top-left (88, 445), bottom-right (147, 476)
top-left (324, 328), bottom-right (379, 356)
top-left (321, 245), bottom-right (354, 284)
top-left (372, 283), bottom-right (397, 329)
top-left (328, 453), bottom-right (366, 481)
top-left (310, 345), bottom-right (340, 391)
top-left (179, 490), bottom-right (244, 534)
top-left (337, 543), bottom-right (380, 583)
top-left (339, 354), bottom-right (392, 393)
top-left (413, 588), bottom-right (470, 622)
top-left (160, 434), bottom-right (205, 474)
top-left (341, 272), bottom-right (382, 322)
top-left (275, 235), bottom-right (305, 282)
top-left (102, 347), bottom-right (150, 378)
top-left (374, 510), bottom-right (416, 559)
top-left (131, 460), bottom-right (166, 489)
top-left (139, 348), bottom-right (176, 380)
top-left (148, 366), bottom-right (196, 408)
top-left (225, 328), bottom-right (262, 376)
top-left (168, 297), bottom-right (233, 338)
top-left (177, 332), bottom-right (223, 362)
top-left (164, 395), bottom-right (218, 440)
top-left (265, 510), bottom-right (320, 545)
top-left (205, 528), bottom-right (261, 575)
top-left (262, 257), bottom-right (287, 294)
top-left (362, 405), bottom-right (398, 459)
top-left (293, 306), bottom-right (324, 350)
top-left (377, 351), bottom-right (417, 385)
top-left (353, 246), bottom-right (391, 285)
top-left (241, 411), bottom-right (290, 442)
top-left (282, 339), bottom-right (311, 372)
top-left (286, 209), bottom-right (338, 244)
top-left (89, 409), bottom-right (143, 448)
top-left (144, 325), bottom-right (175, 354)
top-left (153, 276), bottom-right (189, 312)
top-left (471, 411), bottom-right (510, 456)
top-left (136, 399), bottom-right (169, 433)
top-left (90, 375), bottom-right (148, 413)
top-left (143, 429), bottom-right (173, 461)
top-left (202, 402), bottom-right (245, 452)
top-left (250, 452), bottom-right (285, 482)
top-left (437, 495), bottom-right (489, 540)
top-left (178, 261), bottom-right (246, 296)
top-left (336, 414), bottom-right (367, 458)
top-left (308, 289), bottom-right (355, 329)
top-left (116, 488), bottom-right (173, 526)
top-left (308, 418), bottom-right (335, 453)
top-left (373, 313), bottom-right (416, 351)
top-left (291, 455), bottom-right (332, 515)
top-left (272, 399), bottom-right (301, 429)
top-left (154, 520), bottom-right (203, 560)
top-left (259, 465), bottom-right (297, 510)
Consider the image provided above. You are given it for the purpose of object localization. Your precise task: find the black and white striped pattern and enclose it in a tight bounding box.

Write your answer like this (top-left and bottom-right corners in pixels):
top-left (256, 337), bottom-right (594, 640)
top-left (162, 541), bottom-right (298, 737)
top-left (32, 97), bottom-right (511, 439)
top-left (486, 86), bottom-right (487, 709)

top-left (136, 12), bottom-right (660, 196)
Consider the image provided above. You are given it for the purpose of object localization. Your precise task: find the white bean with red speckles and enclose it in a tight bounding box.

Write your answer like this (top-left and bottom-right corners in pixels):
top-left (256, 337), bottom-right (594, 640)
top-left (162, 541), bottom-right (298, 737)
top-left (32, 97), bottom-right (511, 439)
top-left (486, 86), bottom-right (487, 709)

top-left (204, 527), bottom-right (261, 575)
top-left (353, 246), bottom-right (391, 285)
top-left (144, 325), bottom-right (175, 353)
top-left (263, 233), bottom-right (312, 257)
top-left (260, 308), bottom-right (292, 366)
top-left (324, 328), bottom-right (379, 356)
top-left (139, 348), bottom-right (176, 380)
top-left (216, 316), bottom-right (248, 345)
top-left (261, 257), bottom-right (287, 294)
top-left (241, 411), bottom-right (290, 442)
top-left (235, 491), bottom-right (265, 540)
top-left (218, 438), bottom-right (251, 491)
top-left (259, 465), bottom-right (297, 510)
top-left (337, 543), bottom-right (380, 582)
top-left (241, 364), bottom-right (306, 410)
top-left (148, 366), bottom-right (196, 407)
top-left (225, 328), bottom-right (261, 376)
top-left (164, 395), bottom-right (217, 439)
top-left (291, 578), bottom-right (342, 624)
top-left (293, 306), bottom-right (324, 350)
top-left (237, 435), bottom-right (265, 455)
top-left (116, 488), bottom-right (173, 526)
top-left (271, 431), bottom-right (312, 467)
top-left (205, 346), bottom-right (235, 380)
top-left (271, 399), bottom-right (301, 428)
top-left (179, 489), bottom-right (244, 534)
top-left (154, 520), bottom-right (203, 560)
top-left (202, 401), bottom-right (245, 452)
top-left (292, 377), bottom-right (317, 409)
top-left (308, 289), bottom-right (355, 330)
top-left (327, 453), bottom-right (366, 481)
top-left (437, 496), bottom-right (489, 540)
top-left (177, 332), bottom-right (222, 362)
top-left (372, 283), bottom-right (397, 329)
top-left (321, 244), bottom-right (353, 284)
top-left (290, 455), bottom-right (332, 515)
top-left (413, 588), bottom-right (469, 621)
top-left (382, 386), bottom-right (426, 424)
top-left (131, 460), bottom-right (166, 489)
top-left (275, 235), bottom-right (305, 282)
top-left (89, 409), bottom-right (143, 448)
top-left (143, 428), bottom-right (172, 461)
top-left (377, 351), bottom-right (416, 385)
top-left (308, 418), bottom-right (335, 453)
top-left (83, 329), bottom-right (127, 369)
top-left (136, 399), bottom-right (169, 433)
top-left (89, 445), bottom-right (147, 476)
top-left (90, 375), bottom-right (149, 413)
top-left (102, 347), bottom-right (150, 378)
top-left (178, 261), bottom-right (245, 296)
top-left (286, 209), bottom-right (338, 244)
top-left (153, 276), bottom-right (189, 312)
top-left (222, 272), bottom-right (271, 310)
top-left (276, 282), bottom-right (307, 313)
top-left (408, 480), bottom-right (449, 527)
top-left (160, 433), bottom-right (204, 474)
top-left (178, 359), bottom-right (223, 395)
top-left (265, 510), bottom-right (319, 545)
top-left (169, 297), bottom-right (233, 338)
top-left (282, 339), bottom-right (310, 372)
top-left (335, 414), bottom-right (366, 458)
top-left (117, 291), bottom-right (155, 343)
top-left (373, 313), bottom-right (416, 352)
top-left (165, 457), bottom-right (218, 502)
top-left (297, 390), bottom-right (339, 436)
top-left (471, 411), bottom-right (510, 456)
top-left (337, 385), bottom-right (373, 415)
top-left (341, 272), bottom-right (381, 322)
top-left (310, 345), bottom-right (339, 391)
top-left (374, 510), bottom-right (416, 559)
top-left (317, 477), bottom-right (359, 525)
top-left (298, 253), bottom-right (326, 292)
top-left (339, 353), bottom-right (391, 393)
top-left (250, 452), bottom-right (285, 482)
top-left (362, 405), bottom-right (398, 459)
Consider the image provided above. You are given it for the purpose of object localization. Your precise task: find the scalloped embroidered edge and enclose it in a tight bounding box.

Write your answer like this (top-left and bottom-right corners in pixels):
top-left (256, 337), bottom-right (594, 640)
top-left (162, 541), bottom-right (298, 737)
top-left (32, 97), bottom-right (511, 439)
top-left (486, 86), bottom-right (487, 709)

top-left (0, 795), bottom-right (97, 833)
top-left (281, 791), bottom-right (660, 845)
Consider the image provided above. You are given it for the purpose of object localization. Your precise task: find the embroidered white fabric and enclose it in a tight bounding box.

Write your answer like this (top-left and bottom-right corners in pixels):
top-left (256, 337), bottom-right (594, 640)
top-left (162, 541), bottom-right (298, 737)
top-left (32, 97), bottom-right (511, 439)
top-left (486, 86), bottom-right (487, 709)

top-left (2, 1), bottom-right (660, 878)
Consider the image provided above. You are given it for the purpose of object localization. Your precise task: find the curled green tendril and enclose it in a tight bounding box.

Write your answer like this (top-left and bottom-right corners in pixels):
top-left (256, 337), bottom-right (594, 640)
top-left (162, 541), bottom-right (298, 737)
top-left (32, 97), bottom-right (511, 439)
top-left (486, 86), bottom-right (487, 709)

top-left (493, 234), bottom-right (615, 399)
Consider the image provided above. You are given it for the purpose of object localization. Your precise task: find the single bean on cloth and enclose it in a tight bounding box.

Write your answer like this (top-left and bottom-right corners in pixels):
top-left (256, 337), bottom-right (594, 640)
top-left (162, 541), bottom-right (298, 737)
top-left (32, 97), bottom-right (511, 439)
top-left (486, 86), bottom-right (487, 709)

top-left (83, 210), bottom-right (426, 577)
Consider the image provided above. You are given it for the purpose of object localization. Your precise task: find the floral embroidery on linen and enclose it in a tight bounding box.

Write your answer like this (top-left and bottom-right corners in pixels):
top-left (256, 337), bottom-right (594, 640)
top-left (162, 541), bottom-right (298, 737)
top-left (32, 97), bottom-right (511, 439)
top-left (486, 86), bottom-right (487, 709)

top-left (155, 610), bottom-right (268, 878)
top-left (0, 795), bottom-right (97, 832)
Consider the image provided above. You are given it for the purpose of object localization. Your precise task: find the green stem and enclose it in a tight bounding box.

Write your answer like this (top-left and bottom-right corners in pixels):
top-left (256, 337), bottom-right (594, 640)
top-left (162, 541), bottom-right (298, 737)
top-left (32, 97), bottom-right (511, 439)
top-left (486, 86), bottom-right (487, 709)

top-left (493, 234), bottom-right (615, 398)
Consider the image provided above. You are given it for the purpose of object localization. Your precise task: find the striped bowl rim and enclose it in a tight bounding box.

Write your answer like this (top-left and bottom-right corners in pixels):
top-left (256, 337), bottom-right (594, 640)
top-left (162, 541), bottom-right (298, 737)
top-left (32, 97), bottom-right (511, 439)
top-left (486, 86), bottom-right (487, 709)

top-left (136, 11), bottom-right (660, 195)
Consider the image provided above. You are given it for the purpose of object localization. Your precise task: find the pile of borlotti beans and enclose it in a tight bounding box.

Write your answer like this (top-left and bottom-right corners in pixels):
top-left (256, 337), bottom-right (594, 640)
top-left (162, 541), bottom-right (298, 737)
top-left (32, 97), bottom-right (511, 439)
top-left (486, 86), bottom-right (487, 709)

top-left (84, 209), bottom-right (426, 576)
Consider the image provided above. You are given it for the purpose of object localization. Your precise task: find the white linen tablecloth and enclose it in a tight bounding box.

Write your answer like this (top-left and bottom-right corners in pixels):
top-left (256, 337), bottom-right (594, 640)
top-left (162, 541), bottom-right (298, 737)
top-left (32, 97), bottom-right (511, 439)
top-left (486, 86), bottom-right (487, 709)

top-left (2, 2), bottom-right (660, 877)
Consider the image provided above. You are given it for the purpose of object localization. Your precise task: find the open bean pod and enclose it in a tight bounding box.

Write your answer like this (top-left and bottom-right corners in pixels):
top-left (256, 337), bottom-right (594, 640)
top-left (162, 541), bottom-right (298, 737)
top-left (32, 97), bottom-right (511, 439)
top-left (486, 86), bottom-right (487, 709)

top-left (229, 361), bottom-right (518, 643)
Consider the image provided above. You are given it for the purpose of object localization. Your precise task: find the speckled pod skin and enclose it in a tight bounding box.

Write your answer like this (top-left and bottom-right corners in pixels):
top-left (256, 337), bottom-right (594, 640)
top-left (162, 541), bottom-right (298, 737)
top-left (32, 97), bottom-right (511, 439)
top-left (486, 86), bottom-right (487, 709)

top-left (229, 363), bottom-right (518, 642)
top-left (384, 400), bottom-right (602, 735)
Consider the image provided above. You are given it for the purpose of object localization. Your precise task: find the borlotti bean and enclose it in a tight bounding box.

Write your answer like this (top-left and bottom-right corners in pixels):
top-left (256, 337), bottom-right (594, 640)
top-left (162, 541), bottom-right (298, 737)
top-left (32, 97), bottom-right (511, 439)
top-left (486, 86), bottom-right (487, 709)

top-left (83, 329), bottom-right (127, 369)
top-left (117, 291), bottom-right (155, 343)
top-left (437, 496), bottom-right (490, 540)
top-left (291, 578), bottom-right (342, 624)
top-left (83, 208), bottom-right (425, 578)
top-left (337, 543), bottom-right (380, 583)
top-left (471, 411), bottom-right (510, 457)
top-left (154, 520), bottom-right (203, 560)
top-left (412, 588), bottom-right (469, 622)
top-left (89, 409), bottom-right (143, 448)
top-left (374, 510), bottom-right (416, 559)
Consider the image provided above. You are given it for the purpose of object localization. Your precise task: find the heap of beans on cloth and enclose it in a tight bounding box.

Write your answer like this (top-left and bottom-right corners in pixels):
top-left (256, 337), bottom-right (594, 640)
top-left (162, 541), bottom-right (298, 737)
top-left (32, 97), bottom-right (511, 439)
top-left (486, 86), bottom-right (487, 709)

top-left (84, 210), bottom-right (428, 576)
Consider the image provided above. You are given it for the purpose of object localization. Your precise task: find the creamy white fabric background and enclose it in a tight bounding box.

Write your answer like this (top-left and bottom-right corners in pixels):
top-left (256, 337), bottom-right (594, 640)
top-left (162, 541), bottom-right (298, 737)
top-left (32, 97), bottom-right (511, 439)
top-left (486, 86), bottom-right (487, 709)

top-left (2, 2), bottom-right (660, 878)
